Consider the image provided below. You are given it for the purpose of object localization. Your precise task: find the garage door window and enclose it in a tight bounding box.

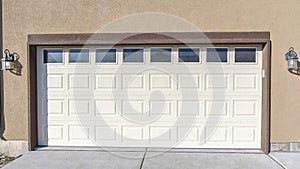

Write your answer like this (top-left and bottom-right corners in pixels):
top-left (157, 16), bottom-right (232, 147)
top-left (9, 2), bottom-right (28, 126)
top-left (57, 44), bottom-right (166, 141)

top-left (234, 48), bottom-right (257, 63)
top-left (150, 48), bottom-right (172, 62)
top-left (206, 48), bottom-right (228, 63)
top-left (123, 48), bottom-right (144, 63)
top-left (69, 49), bottom-right (89, 63)
top-left (43, 49), bottom-right (63, 63)
top-left (96, 49), bottom-right (117, 63)
top-left (178, 48), bottom-right (200, 62)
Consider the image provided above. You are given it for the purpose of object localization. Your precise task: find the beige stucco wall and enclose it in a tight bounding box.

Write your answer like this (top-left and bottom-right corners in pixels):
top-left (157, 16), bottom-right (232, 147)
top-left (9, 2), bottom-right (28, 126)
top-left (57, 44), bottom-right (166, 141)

top-left (2, 0), bottom-right (300, 142)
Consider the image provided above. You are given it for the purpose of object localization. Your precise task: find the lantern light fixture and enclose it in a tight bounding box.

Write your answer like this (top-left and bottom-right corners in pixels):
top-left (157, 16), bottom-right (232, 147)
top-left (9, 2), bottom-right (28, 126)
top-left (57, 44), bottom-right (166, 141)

top-left (285, 47), bottom-right (300, 75)
top-left (1, 49), bottom-right (15, 70)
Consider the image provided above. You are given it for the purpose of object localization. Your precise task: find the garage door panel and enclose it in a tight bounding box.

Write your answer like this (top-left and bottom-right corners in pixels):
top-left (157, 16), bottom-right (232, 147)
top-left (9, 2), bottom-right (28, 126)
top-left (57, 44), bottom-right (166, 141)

top-left (122, 126), bottom-right (145, 141)
top-left (45, 67), bottom-right (262, 73)
top-left (177, 100), bottom-right (201, 116)
top-left (44, 98), bottom-right (261, 121)
top-left (178, 127), bottom-right (200, 142)
top-left (95, 74), bottom-right (117, 90)
top-left (204, 100), bottom-right (229, 117)
top-left (69, 125), bottom-right (91, 140)
top-left (122, 74), bottom-right (145, 90)
top-left (47, 74), bottom-right (64, 89)
top-left (205, 74), bottom-right (230, 91)
top-left (95, 126), bottom-right (118, 141)
top-left (68, 74), bottom-right (91, 89)
top-left (44, 122), bottom-right (261, 148)
top-left (233, 100), bottom-right (258, 117)
top-left (46, 117), bottom-right (261, 125)
top-left (150, 74), bottom-right (174, 89)
top-left (205, 126), bottom-right (229, 143)
top-left (42, 90), bottom-right (262, 98)
top-left (233, 127), bottom-right (257, 143)
top-left (68, 100), bottom-right (92, 116)
top-left (178, 74), bottom-right (201, 90)
top-left (43, 93), bottom-right (262, 100)
top-left (149, 100), bottom-right (174, 117)
top-left (48, 125), bottom-right (64, 140)
top-left (149, 126), bottom-right (173, 142)
top-left (47, 99), bottom-right (64, 115)
top-left (122, 100), bottom-right (145, 115)
top-left (95, 100), bottom-right (117, 116)
top-left (233, 74), bottom-right (258, 91)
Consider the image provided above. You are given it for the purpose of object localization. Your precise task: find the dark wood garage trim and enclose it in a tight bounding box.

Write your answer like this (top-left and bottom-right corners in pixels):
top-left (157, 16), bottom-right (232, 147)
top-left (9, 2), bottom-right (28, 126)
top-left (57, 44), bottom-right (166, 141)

top-left (28, 32), bottom-right (270, 46)
top-left (28, 32), bottom-right (271, 153)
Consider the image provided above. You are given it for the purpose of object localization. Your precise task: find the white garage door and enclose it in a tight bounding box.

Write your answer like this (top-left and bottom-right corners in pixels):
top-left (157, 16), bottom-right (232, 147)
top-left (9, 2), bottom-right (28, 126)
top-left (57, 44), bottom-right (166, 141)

top-left (37, 45), bottom-right (262, 149)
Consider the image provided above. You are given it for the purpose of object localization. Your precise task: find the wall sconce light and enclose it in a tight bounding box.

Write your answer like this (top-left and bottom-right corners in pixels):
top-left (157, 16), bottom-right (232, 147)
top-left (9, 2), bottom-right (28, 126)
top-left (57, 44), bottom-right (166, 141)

top-left (285, 47), bottom-right (300, 75)
top-left (1, 49), bottom-right (15, 70)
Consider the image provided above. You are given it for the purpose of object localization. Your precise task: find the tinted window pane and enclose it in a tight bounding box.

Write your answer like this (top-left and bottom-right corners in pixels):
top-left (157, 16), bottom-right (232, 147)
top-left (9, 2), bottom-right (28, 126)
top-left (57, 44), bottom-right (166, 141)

top-left (69, 49), bottom-right (89, 63)
top-left (96, 49), bottom-right (116, 63)
top-left (235, 48), bottom-right (256, 62)
top-left (123, 49), bottom-right (144, 62)
top-left (178, 48), bottom-right (200, 62)
top-left (43, 49), bottom-right (63, 63)
top-left (151, 48), bottom-right (172, 62)
top-left (206, 48), bottom-right (228, 62)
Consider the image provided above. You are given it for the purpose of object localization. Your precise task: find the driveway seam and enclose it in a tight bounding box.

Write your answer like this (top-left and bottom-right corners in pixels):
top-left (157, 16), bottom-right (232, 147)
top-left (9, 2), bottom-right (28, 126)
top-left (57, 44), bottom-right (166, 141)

top-left (268, 154), bottom-right (286, 169)
top-left (139, 148), bottom-right (147, 169)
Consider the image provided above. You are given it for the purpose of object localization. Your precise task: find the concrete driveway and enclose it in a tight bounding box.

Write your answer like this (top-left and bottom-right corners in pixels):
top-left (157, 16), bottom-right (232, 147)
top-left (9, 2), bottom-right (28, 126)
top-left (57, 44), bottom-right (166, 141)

top-left (2, 150), bottom-right (288, 169)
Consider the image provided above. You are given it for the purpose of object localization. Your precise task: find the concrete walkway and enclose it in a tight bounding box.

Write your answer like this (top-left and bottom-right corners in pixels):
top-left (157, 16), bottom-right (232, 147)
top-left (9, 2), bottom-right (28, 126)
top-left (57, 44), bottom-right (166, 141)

top-left (269, 152), bottom-right (300, 169)
top-left (2, 150), bottom-right (288, 169)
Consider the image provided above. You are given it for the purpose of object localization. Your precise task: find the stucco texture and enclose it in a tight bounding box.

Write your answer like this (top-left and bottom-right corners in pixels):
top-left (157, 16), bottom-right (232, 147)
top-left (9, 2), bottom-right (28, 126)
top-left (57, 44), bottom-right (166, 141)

top-left (2, 0), bottom-right (300, 142)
